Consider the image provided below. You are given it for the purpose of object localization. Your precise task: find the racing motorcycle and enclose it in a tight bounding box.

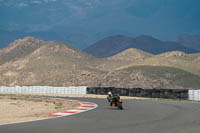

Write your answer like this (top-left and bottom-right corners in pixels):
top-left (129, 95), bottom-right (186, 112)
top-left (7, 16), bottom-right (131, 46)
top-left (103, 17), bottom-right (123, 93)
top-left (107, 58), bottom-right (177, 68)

top-left (108, 94), bottom-right (123, 110)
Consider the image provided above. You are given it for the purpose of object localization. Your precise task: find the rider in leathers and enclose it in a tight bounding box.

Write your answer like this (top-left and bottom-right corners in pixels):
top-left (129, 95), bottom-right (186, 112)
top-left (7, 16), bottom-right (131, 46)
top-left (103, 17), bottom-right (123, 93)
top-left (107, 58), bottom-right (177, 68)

top-left (107, 92), bottom-right (115, 106)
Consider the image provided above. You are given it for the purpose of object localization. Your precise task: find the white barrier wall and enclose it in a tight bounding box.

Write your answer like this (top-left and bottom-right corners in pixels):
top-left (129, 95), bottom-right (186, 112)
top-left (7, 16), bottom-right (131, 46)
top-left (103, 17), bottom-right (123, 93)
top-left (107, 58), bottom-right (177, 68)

top-left (188, 90), bottom-right (200, 101)
top-left (0, 86), bottom-right (87, 95)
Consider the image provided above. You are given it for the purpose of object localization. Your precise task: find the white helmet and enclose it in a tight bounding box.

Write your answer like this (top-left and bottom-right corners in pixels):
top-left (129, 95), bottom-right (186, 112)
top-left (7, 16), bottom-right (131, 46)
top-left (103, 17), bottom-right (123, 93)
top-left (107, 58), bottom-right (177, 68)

top-left (108, 92), bottom-right (112, 95)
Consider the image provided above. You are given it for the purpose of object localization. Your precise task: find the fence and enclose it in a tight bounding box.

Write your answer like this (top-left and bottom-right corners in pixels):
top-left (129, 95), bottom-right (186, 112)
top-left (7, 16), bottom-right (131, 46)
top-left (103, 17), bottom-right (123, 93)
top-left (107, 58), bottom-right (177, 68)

top-left (0, 86), bottom-right (87, 94)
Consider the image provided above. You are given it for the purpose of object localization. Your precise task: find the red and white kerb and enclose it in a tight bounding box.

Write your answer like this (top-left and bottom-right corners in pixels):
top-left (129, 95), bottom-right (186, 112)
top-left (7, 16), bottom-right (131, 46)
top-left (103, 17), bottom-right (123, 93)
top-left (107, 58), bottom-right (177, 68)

top-left (48, 100), bottom-right (98, 117)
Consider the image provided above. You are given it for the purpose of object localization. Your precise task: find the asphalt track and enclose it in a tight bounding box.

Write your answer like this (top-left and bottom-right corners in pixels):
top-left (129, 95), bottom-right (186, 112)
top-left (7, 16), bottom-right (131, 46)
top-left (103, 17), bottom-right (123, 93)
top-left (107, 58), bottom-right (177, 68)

top-left (1, 98), bottom-right (200, 133)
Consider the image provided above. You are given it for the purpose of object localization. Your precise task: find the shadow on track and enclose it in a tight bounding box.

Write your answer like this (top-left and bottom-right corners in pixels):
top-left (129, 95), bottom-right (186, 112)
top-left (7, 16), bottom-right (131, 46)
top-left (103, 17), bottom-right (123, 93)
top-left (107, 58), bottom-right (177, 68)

top-left (102, 107), bottom-right (128, 111)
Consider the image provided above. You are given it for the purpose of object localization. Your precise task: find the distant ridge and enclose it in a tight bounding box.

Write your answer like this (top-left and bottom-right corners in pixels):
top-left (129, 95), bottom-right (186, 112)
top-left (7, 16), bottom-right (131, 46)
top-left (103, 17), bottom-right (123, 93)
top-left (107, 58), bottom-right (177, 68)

top-left (84, 35), bottom-right (199, 58)
top-left (175, 34), bottom-right (200, 51)
top-left (84, 35), bottom-right (133, 58)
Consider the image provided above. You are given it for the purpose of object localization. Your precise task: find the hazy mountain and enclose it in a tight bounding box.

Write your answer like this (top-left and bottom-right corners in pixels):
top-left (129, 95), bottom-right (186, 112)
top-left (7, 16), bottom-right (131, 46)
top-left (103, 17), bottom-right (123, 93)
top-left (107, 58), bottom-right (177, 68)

top-left (134, 35), bottom-right (198, 54)
top-left (84, 35), bottom-right (198, 58)
top-left (84, 35), bottom-right (134, 58)
top-left (175, 34), bottom-right (200, 51)
top-left (0, 37), bottom-right (200, 89)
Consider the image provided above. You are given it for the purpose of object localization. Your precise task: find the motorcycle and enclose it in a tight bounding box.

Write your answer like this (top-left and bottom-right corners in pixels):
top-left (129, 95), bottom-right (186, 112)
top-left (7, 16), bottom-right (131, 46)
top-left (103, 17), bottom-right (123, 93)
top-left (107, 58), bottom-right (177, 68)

top-left (109, 95), bottom-right (123, 110)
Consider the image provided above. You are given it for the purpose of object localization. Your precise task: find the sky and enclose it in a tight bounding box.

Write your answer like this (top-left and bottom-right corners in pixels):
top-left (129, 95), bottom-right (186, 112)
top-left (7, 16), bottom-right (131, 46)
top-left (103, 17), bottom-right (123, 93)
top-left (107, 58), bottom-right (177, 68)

top-left (0, 0), bottom-right (200, 48)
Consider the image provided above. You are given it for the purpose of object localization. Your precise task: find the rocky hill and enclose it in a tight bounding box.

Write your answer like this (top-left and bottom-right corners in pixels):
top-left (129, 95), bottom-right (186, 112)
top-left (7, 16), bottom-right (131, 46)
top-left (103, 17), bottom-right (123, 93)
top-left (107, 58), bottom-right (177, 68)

top-left (0, 37), bottom-right (45, 65)
top-left (0, 37), bottom-right (102, 86)
top-left (108, 48), bottom-right (153, 61)
top-left (84, 35), bottom-right (198, 58)
top-left (1, 37), bottom-right (200, 89)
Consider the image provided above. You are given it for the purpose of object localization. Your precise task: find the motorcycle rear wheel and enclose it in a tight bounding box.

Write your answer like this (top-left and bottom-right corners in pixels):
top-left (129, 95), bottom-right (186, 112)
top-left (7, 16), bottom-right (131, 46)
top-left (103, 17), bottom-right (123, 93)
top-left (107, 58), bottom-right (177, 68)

top-left (117, 102), bottom-right (123, 110)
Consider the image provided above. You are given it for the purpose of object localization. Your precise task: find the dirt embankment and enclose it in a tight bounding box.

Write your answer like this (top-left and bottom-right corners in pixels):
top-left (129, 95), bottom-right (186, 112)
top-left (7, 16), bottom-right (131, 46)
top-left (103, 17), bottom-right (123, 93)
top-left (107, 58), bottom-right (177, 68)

top-left (0, 94), bottom-right (80, 125)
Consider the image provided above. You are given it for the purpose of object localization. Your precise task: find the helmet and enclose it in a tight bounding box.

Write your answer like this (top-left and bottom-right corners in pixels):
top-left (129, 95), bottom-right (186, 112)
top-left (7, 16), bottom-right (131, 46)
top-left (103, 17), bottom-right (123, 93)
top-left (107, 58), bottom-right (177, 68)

top-left (108, 92), bottom-right (112, 95)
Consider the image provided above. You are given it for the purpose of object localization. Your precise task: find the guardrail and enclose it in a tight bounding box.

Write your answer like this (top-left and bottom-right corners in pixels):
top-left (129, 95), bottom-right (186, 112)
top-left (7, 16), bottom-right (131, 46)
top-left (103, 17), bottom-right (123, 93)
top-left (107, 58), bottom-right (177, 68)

top-left (0, 86), bottom-right (87, 94)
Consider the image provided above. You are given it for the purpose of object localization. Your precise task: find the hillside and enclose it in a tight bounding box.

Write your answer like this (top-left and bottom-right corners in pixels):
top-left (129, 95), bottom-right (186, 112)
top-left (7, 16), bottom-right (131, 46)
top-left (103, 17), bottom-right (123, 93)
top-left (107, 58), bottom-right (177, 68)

top-left (0, 38), bottom-right (103, 86)
top-left (84, 35), bottom-right (198, 58)
top-left (1, 37), bottom-right (200, 89)
top-left (97, 65), bottom-right (200, 89)
top-left (120, 51), bottom-right (200, 76)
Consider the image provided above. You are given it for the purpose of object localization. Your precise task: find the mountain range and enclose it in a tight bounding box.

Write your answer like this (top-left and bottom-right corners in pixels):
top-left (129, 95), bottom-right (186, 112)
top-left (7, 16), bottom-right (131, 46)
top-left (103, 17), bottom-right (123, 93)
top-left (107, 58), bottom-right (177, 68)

top-left (84, 35), bottom-right (199, 58)
top-left (0, 37), bottom-right (200, 89)
top-left (175, 34), bottom-right (200, 51)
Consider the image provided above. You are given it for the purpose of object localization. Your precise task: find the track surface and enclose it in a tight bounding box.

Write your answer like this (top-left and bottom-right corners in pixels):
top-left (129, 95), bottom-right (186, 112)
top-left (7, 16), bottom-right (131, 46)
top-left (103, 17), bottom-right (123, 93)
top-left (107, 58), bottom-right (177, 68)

top-left (1, 98), bottom-right (200, 133)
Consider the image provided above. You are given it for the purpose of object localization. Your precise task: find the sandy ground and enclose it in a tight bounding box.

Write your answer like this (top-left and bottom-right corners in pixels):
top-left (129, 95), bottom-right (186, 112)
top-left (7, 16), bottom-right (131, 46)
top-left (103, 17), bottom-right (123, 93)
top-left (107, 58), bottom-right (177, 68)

top-left (0, 94), bottom-right (80, 125)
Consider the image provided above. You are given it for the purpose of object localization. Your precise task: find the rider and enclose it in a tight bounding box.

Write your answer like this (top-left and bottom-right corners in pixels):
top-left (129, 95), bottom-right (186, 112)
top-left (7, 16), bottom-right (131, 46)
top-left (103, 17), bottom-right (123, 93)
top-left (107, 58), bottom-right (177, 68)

top-left (107, 91), bottom-right (114, 106)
